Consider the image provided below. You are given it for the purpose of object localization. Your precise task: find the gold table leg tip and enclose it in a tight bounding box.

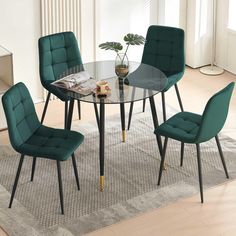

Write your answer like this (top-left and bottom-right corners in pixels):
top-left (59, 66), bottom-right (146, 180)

top-left (122, 130), bottom-right (126, 142)
top-left (100, 176), bottom-right (104, 191)
top-left (163, 163), bottom-right (167, 170)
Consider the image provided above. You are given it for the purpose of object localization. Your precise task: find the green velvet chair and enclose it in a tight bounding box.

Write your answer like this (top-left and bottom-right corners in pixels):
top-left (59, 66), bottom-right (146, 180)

top-left (2, 82), bottom-right (84, 214)
top-left (127, 25), bottom-right (185, 129)
top-left (155, 82), bottom-right (234, 203)
top-left (38, 31), bottom-right (83, 128)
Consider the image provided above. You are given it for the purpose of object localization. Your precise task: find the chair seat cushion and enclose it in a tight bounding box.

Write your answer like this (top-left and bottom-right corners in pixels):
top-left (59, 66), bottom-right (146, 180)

top-left (17, 126), bottom-right (84, 161)
top-left (155, 112), bottom-right (202, 143)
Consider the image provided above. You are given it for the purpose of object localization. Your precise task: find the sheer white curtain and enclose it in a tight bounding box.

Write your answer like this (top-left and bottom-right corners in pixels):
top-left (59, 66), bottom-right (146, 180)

top-left (158, 0), bottom-right (180, 27)
top-left (96, 0), bottom-right (150, 61)
top-left (155, 0), bottom-right (186, 29)
top-left (215, 0), bottom-right (236, 74)
top-left (228, 0), bottom-right (236, 31)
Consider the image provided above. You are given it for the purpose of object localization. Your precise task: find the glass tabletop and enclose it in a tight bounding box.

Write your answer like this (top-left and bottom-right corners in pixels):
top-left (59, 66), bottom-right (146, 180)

top-left (57, 61), bottom-right (167, 104)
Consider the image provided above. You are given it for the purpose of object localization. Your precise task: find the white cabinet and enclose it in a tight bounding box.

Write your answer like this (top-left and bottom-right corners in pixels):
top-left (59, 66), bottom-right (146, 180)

top-left (0, 46), bottom-right (14, 130)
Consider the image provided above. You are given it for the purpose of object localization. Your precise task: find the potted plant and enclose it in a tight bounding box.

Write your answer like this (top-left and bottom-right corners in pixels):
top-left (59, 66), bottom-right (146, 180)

top-left (99, 33), bottom-right (145, 78)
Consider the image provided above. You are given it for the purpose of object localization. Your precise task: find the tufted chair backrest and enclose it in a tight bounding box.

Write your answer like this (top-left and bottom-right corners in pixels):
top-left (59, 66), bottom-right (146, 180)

top-left (38, 31), bottom-right (82, 88)
top-left (142, 25), bottom-right (185, 77)
top-left (195, 82), bottom-right (235, 143)
top-left (2, 83), bottom-right (40, 151)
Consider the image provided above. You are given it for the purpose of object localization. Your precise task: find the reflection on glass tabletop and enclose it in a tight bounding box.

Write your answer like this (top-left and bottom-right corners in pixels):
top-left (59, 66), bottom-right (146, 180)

top-left (57, 61), bottom-right (167, 104)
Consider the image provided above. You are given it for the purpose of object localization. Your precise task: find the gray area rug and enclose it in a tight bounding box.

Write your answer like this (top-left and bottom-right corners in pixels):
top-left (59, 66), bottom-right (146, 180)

top-left (0, 107), bottom-right (236, 236)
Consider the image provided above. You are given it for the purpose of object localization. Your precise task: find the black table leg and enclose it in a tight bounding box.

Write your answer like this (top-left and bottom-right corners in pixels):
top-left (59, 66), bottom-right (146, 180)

top-left (127, 87), bottom-right (136, 130)
top-left (66, 99), bottom-right (75, 130)
top-left (120, 103), bottom-right (126, 142)
top-left (149, 96), bottom-right (162, 157)
top-left (94, 103), bottom-right (100, 131)
top-left (143, 89), bottom-right (147, 112)
top-left (99, 101), bottom-right (105, 191)
top-left (118, 78), bottom-right (126, 142)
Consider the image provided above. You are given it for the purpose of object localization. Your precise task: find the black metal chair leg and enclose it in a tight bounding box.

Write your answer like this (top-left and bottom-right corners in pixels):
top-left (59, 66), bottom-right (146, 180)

top-left (180, 142), bottom-right (184, 166)
top-left (215, 135), bottom-right (229, 178)
top-left (127, 101), bottom-right (134, 130)
top-left (56, 161), bottom-right (64, 215)
top-left (143, 99), bottom-right (146, 112)
top-left (41, 92), bottom-right (51, 124)
top-left (161, 92), bottom-right (167, 122)
top-left (157, 137), bottom-right (168, 185)
top-left (30, 157), bottom-right (37, 182)
top-left (64, 101), bottom-right (68, 129)
top-left (77, 100), bottom-right (81, 120)
top-left (196, 144), bottom-right (204, 203)
top-left (149, 96), bottom-right (163, 157)
top-left (174, 84), bottom-right (184, 112)
top-left (9, 155), bottom-right (25, 208)
top-left (66, 99), bottom-right (75, 130)
top-left (71, 153), bottom-right (80, 190)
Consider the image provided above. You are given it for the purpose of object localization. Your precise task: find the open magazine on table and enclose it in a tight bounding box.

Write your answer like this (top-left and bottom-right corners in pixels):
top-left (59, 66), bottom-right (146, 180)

top-left (52, 71), bottom-right (96, 96)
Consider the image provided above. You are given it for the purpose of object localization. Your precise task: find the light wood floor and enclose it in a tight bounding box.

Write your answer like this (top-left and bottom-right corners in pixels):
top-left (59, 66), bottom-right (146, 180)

top-left (1, 67), bottom-right (236, 236)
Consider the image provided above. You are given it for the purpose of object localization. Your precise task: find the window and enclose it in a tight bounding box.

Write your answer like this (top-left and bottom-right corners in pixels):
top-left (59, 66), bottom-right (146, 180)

top-left (228, 0), bottom-right (236, 31)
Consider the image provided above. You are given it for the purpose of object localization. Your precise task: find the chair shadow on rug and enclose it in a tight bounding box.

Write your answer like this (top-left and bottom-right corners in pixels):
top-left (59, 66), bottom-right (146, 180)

top-left (2, 82), bottom-right (84, 214)
top-left (155, 82), bottom-right (235, 203)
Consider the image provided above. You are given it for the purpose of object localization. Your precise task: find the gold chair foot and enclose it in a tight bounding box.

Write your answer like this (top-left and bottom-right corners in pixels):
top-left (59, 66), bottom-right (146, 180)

top-left (100, 176), bottom-right (104, 191)
top-left (122, 130), bottom-right (126, 142)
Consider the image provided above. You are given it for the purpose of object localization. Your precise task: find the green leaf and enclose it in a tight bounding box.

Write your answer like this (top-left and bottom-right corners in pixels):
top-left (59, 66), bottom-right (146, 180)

top-left (123, 33), bottom-right (145, 46)
top-left (98, 42), bottom-right (123, 52)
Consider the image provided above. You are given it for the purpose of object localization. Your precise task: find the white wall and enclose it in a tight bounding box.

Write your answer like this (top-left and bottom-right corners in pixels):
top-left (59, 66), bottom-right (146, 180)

top-left (41, 0), bottom-right (96, 64)
top-left (0, 0), bottom-right (42, 102)
top-left (0, 0), bottom-right (97, 102)
top-left (95, 0), bottom-right (187, 62)
top-left (215, 0), bottom-right (236, 74)
top-left (81, 0), bottom-right (96, 63)
top-left (96, 0), bottom-right (150, 62)
top-left (0, 0), bottom-right (188, 103)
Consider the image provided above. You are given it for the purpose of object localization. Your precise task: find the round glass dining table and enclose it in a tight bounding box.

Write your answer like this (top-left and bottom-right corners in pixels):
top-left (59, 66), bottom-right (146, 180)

top-left (57, 61), bottom-right (167, 191)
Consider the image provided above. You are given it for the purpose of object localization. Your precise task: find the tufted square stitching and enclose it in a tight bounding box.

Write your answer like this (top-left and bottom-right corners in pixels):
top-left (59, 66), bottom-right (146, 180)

top-left (2, 83), bottom-right (41, 148)
top-left (155, 112), bottom-right (202, 143)
top-left (18, 126), bottom-right (84, 161)
top-left (38, 32), bottom-right (83, 101)
top-left (142, 26), bottom-right (184, 78)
